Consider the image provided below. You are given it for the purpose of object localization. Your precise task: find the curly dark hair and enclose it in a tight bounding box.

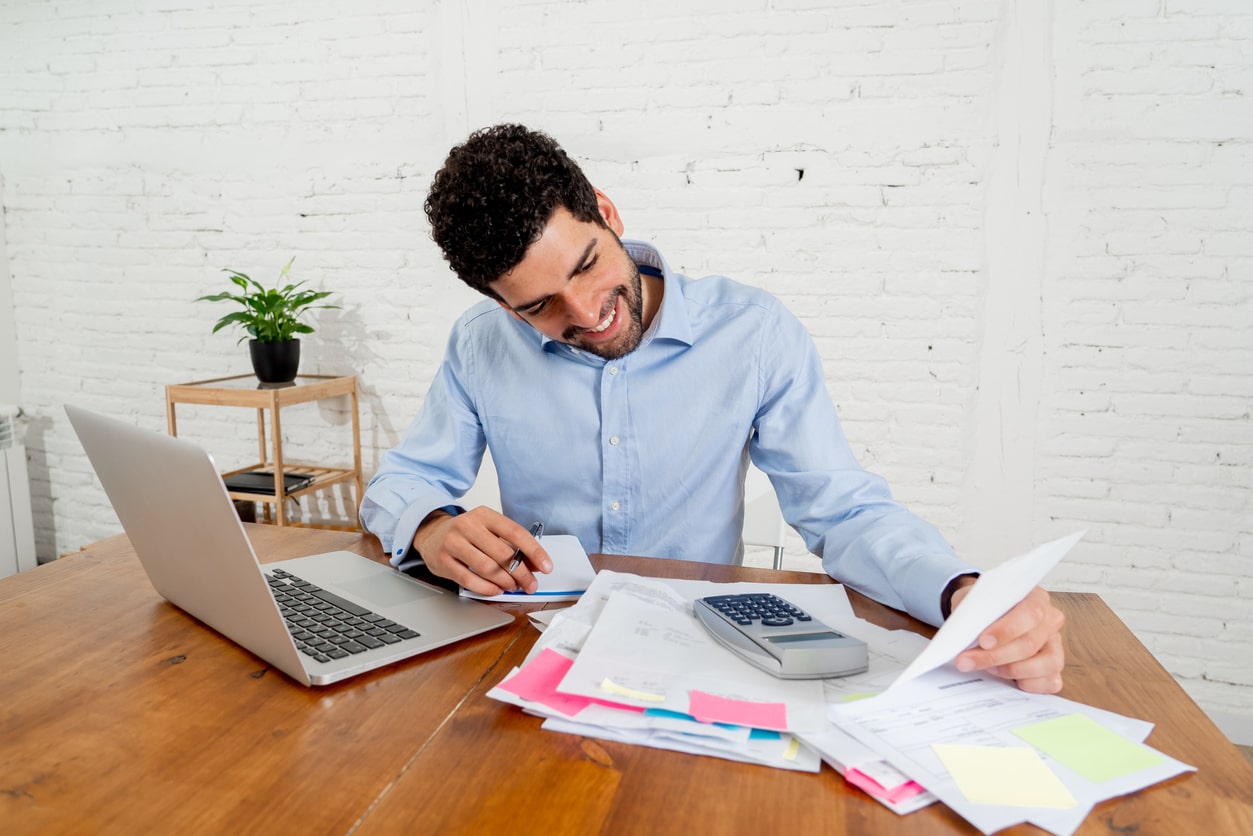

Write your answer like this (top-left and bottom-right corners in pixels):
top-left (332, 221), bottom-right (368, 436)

top-left (424, 124), bottom-right (603, 296)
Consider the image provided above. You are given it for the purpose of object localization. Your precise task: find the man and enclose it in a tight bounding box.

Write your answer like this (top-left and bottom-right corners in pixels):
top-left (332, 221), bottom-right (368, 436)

top-left (361, 124), bottom-right (1065, 693)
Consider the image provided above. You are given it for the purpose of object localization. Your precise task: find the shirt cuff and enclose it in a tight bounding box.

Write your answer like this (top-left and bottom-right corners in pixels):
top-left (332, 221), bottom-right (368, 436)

top-left (903, 558), bottom-right (981, 627)
top-left (387, 503), bottom-right (464, 567)
top-left (940, 572), bottom-right (981, 619)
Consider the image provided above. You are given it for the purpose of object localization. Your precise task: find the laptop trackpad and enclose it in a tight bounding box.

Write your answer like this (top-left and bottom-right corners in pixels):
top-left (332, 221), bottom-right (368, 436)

top-left (337, 573), bottom-right (443, 608)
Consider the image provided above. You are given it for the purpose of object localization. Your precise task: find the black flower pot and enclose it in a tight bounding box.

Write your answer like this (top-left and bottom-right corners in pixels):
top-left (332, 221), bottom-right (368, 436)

top-left (249, 339), bottom-right (300, 384)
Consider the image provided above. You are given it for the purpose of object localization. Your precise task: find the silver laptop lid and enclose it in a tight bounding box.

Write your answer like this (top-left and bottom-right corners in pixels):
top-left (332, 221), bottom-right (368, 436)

top-left (66, 404), bottom-right (316, 683)
top-left (66, 405), bottom-right (515, 686)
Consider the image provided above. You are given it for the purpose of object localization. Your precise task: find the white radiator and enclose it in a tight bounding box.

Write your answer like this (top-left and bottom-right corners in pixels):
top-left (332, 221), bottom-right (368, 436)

top-left (1, 406), bottom-right (36, 578)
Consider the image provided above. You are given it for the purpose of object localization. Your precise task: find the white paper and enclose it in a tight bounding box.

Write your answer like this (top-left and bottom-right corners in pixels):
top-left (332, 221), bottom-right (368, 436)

top-left (540, 715), bottom-right (822, 772)
top-left (889, 531), bottom-right (1085, 691)
top-left (488, 571), bottom-right (868, 771)
top-left (556, 588), bottom-right (829, 733)
top-left (460, 534), bottom-right (596, 602)
top-left (831, 668), bottom-right (1193, 835)
top-left (484, 553), bottom-right (1191, 835)
top-left (523, 572), bottom-right (696, 666)
top-left (526, 606), bottom-right (569, 632)
top-left (797, 722), bottom-right (940, 814)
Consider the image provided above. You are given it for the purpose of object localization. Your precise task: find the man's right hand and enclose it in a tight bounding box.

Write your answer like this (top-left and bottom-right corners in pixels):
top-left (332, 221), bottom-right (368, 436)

top-left (412, 507), bottom-right (552, 596)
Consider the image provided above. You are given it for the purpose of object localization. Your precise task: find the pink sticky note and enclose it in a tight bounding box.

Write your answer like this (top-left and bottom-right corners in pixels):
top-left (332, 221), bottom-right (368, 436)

top-left (688, 690), bottom-right (788, 731)
top-left (497, 648), bottom-right (644, 717)
top-left (497, 648), bottom-right (593, 716)
top-left (845, 768), bottom-right (927, 805)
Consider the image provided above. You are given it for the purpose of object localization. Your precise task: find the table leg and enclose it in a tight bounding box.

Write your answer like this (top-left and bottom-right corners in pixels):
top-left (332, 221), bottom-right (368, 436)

top-left (255, 408), bottom-right (267, 466)
top-left (271, 404), bottom-right (286, 526)
top-left (351, 383), bottom-right (362, 526)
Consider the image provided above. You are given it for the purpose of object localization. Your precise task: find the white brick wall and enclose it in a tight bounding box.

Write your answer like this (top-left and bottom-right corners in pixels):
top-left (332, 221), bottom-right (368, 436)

top-left (1, 0), bottom-right (1249, 740)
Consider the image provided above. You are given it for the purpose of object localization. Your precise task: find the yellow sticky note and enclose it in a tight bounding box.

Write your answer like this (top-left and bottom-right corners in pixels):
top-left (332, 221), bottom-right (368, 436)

top-left (599, 677), bottom-right (665, 702)
top-left (1012, 713), bottom-right (1166, 783)
top-left (932, 743), bottom-right (1077, 808)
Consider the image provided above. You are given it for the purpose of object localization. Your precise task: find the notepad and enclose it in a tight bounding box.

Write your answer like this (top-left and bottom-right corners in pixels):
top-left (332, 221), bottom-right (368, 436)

top-left (222, 470), bottom-right (315, 495)
top-left (460, 534), bottom-right (596, 602)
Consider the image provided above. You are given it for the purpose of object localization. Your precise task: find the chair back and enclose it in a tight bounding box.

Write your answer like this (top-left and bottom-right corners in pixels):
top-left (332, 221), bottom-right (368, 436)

top-left (742, 463), bottom-right (787, 569)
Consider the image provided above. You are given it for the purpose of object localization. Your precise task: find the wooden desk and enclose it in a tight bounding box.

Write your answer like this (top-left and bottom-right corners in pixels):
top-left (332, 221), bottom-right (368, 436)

top-left (2, 527), bottom-right (1250, 835)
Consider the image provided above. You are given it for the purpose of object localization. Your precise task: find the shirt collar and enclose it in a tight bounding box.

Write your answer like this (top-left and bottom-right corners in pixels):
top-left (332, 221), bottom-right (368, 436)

top-left (623, 240), bottom-right (693, 348)
top-left (533, 239), bottom-right (694, 357)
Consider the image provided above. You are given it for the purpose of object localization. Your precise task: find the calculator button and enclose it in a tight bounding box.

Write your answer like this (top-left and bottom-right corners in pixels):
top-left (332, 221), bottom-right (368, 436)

top-left (760, 616), bottom-right (794, 627)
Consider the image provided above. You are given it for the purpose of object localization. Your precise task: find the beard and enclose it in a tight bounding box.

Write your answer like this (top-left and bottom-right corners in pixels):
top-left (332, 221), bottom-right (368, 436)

top-left (561, 254), bottom-right (645, 361)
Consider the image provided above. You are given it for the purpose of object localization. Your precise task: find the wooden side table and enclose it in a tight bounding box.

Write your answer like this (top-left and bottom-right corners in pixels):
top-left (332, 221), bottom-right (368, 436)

top-left (165, 374), bottom-right (363, 529)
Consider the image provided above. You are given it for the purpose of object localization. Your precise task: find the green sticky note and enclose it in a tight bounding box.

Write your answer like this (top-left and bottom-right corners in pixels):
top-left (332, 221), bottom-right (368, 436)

top-left (1012, 713), bottom-right (1166, 783)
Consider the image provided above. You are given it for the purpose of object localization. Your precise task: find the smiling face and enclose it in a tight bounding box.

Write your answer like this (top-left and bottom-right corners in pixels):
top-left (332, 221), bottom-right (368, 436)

top-left (489, 191), bottom-right (660, 361)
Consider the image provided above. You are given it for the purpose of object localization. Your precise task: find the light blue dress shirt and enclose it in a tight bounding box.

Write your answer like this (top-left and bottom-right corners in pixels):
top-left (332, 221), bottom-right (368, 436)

top-left (361, 241), bottom-right (976, 626)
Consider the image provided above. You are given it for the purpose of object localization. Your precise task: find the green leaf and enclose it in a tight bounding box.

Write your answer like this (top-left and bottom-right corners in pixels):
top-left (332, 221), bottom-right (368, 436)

top-left (197, 256), bottom-right (337, 343)
top-left (210, 311), bottom-right (253, 333)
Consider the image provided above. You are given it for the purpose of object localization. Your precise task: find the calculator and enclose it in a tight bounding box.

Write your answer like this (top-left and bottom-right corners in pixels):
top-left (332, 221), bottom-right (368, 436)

top-left (693, 593), bottom-right (869, 680)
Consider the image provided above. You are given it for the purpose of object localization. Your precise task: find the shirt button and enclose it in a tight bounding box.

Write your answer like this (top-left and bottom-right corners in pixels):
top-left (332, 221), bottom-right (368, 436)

top-left (610, 501), bottom-right (621, 511)
top-left (609, 366), bottom-right (619, 375)
top-left (609, 436), bottom-right (619, 446)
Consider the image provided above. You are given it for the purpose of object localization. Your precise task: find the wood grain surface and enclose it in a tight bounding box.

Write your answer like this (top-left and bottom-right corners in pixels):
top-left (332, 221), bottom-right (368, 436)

top-left (2, 527), bottom-right (1250, 835)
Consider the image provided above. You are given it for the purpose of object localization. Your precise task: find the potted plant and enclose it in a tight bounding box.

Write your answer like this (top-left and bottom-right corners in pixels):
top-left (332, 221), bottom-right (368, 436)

top-left (196, 257), bottom-right (338, 384)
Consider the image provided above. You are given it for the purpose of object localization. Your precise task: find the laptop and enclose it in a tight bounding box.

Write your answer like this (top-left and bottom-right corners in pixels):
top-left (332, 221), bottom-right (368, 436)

top-left (65, 405), bottom-right (513, 686)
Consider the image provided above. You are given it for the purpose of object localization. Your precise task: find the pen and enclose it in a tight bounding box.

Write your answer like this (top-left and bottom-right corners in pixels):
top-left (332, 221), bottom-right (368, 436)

top-left (506, 521), bottom-right (544, 574)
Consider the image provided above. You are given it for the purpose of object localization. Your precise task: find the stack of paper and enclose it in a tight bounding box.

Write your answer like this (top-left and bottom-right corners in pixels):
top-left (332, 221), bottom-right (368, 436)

top-left (489, 571), bottom-right (833, 771)
top-left (486, 533), bottom-right (1196, 835)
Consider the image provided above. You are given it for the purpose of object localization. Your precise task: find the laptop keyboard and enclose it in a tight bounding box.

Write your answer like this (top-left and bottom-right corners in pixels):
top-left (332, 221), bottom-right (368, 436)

top-left (265, 568), bottom-right (421, 663)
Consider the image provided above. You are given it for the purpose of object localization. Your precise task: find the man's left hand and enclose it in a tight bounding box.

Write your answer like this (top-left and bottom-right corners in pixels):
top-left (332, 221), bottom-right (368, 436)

top-left (950, 581), bottom-right (1066, 694)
